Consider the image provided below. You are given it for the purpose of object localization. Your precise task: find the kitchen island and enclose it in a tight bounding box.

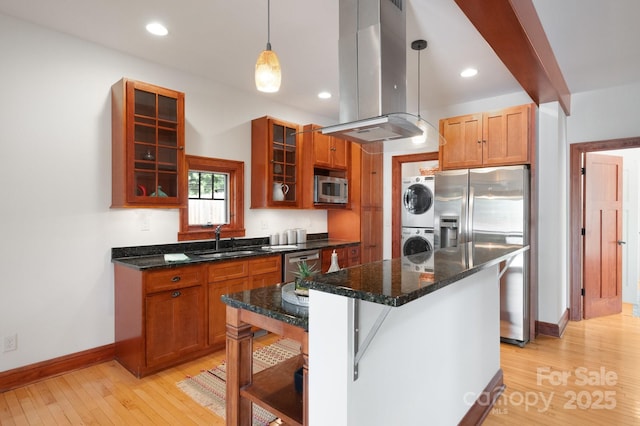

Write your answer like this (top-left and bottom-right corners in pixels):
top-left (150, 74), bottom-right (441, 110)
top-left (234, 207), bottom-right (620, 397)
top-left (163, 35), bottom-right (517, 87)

top-left (222, 242), bottom-right (528, 425)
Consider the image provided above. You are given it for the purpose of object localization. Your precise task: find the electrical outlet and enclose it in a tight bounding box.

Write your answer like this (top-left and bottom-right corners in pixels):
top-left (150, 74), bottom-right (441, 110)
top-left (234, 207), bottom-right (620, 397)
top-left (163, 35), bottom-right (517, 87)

top-left (3, 334), bottom-right (17, 352)
top-left (261, 220), bottom-right (268, 230)
top-left (140, 211), bottom-right (150, 231)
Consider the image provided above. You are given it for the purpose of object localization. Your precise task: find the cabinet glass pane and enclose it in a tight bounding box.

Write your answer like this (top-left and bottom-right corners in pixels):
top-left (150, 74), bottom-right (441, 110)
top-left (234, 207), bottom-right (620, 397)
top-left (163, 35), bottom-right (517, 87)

top-left (285, 127), bottom-right (296, 146)
top-left (273, 124), bottom-right (284, 144)
top-left (135, 124), bottom-right (156, 144)
top-left (135, 90), bottom-right (156, 117)
top-left (158, 147), bottom-right (178, 171)
top-left (135, 171), bottom-right (156, 197)
top-left (158, 128), bottom-right (177, 147)
top-left (284, 183), bottom-right (296, 201)
top-left (158, 172), bottom-right (177, 197)
top-left (158, 95), bottom-right (177, 121)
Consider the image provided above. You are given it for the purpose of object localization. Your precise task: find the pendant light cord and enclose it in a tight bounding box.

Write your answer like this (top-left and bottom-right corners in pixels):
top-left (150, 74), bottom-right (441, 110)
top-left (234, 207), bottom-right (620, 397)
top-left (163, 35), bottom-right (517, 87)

top-left (417, 48), bottom-right (421, 119)
top-left (266, 0), bottom-right (272, 50)
top-left (411, 39), bottom-right (427, 121)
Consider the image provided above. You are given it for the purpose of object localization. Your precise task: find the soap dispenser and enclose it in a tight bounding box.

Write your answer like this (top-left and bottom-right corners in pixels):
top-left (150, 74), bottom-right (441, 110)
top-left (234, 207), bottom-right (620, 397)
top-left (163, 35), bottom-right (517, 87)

top-left (327, 249), bottom-right (340, 273)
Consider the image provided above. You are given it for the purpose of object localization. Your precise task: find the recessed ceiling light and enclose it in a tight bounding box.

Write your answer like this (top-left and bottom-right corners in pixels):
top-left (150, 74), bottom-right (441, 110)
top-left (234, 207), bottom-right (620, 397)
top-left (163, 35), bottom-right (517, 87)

top-left (146, 22), bottom-right (168, 36)
top-left (460, 68), bottom-right (478, 78)
top-left (318, 91), bottom-right (332, 99)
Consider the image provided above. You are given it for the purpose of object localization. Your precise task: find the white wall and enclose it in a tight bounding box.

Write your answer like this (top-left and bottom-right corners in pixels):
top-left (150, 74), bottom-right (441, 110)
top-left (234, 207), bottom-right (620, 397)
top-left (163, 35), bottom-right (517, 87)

top-left (0, 13), bottom-right (331, 371)
top-left (536, 102), bottom-right (568, 324)
top-left (567, 83), bottom-right (640, 143)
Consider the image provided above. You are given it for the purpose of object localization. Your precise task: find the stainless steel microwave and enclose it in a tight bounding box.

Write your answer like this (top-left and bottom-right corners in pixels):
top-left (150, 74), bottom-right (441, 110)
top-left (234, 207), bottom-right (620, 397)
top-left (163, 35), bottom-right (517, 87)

top-left (314, 176), bottom-right (348, 204)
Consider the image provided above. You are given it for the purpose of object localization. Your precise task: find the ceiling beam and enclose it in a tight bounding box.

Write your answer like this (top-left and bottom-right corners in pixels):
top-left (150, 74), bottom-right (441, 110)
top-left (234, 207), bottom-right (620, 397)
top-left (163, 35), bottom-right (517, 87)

top-left (455, 0), bottom-right (571, 115)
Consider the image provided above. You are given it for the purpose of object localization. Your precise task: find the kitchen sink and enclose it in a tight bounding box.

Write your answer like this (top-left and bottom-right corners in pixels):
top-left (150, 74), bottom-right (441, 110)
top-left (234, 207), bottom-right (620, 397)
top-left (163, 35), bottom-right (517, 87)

top-left (195, 250), bottom-right (259, 259)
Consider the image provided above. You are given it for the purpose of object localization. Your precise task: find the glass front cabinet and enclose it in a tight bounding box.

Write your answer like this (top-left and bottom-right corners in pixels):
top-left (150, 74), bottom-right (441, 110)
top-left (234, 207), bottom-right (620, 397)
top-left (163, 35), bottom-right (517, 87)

top-left (251, 116), bottom-right (301, 208)
top-left (111, 78), bottom-right (186, 208)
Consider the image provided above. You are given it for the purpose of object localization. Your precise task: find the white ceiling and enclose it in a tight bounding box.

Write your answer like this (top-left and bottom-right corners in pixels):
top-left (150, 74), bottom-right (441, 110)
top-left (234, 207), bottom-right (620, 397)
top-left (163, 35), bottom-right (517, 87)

top-left (1, 0), bottom-right (639, 120)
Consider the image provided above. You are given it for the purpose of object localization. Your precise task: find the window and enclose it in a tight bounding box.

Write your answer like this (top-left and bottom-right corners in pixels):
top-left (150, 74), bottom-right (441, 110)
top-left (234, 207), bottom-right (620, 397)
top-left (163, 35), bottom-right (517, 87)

top-left (178, 155), bottom-right (245, 241)
top-left (188, 171), bottom-right (228, 225)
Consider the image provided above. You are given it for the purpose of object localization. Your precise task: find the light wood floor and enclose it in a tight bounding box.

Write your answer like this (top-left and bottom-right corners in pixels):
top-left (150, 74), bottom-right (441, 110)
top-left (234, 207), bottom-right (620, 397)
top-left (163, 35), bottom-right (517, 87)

top-left (1, 306), bottom-right (638, 425)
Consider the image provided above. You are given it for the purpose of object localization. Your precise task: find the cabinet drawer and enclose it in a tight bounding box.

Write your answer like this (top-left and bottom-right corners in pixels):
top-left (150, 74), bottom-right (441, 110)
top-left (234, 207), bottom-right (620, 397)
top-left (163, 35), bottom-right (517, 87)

top-left (208, 259), bottom-right (249, 282)
top-left (249, 255), bottom-right (281, 276)
top-left (347, 245), bottom-right (360, 259)
top-left (145, 265), bottom-right (204, 293)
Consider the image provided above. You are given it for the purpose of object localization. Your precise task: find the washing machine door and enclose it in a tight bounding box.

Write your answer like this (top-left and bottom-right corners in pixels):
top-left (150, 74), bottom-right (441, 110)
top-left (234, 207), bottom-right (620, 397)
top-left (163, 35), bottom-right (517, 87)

top-left (403, 183), bottom-right (433, 215)
top-left (402, 235), bottom-right (433, 263)
top-left (402, 179), bottom-right (435, 228)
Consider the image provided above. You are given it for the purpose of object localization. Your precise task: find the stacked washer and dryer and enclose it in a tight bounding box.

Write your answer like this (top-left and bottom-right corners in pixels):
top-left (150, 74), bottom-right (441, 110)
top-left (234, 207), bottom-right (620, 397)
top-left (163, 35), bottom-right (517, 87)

top-left (401, 175), bottom-right (435, 271)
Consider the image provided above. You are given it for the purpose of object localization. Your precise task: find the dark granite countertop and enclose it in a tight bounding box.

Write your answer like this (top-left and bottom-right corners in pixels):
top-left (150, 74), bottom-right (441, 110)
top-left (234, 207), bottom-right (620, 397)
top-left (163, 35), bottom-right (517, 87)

top-left (306, 242), bottom-right (528, 307)
top-left (111, 234), bottom-right (359, 270)
top-left (222, 284), bottom-right (309, 330)
top-left (221, 242), bottom-right (528, 328)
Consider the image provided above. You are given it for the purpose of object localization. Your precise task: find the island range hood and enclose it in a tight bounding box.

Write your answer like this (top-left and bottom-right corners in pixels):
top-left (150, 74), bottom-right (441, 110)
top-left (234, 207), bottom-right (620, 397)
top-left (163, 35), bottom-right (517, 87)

top-left (320, 0), bottom-right (423, 144)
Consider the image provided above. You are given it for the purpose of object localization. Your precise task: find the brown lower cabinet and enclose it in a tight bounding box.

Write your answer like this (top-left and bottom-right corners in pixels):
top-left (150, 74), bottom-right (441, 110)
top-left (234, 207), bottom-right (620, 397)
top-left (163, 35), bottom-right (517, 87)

top-left (321, 245), bottom-right (361, 273)
top-left (114, 255), bottom-right (281, 378)
top-left (208, 255), bottom-right (281, 347)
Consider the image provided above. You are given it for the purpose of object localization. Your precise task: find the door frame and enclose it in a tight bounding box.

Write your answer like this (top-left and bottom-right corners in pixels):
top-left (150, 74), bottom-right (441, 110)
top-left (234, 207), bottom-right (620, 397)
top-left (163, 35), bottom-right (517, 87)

top-left (569, 136), bottom-right (640, 321)
top-left (391, 152), bottom-right (439, 258)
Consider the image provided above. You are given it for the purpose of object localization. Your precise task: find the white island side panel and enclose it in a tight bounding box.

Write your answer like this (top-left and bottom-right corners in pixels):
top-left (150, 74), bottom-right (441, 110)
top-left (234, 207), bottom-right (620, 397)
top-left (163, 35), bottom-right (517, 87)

top-left (308, 265), bottom-right (500, 425)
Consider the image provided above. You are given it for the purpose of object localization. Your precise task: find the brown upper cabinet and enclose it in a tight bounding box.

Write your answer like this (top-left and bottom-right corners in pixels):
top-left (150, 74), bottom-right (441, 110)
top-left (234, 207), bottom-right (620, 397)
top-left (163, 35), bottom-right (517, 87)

top-left (301, 124), bottom-right (351, 209)
top-left (251, 116), bottom-right (302, 208)
top-left (303, 124), bottom-right (350, 170)
top-left (111, 78), bottom-right (186, 208)
top-left (439, 104), bottom-right (534, 170)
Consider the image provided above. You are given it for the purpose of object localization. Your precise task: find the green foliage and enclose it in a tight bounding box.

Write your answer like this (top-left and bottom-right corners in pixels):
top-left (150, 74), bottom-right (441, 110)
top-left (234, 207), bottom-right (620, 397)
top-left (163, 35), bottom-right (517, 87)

top-left (294, 261), bottom-right (318, 279)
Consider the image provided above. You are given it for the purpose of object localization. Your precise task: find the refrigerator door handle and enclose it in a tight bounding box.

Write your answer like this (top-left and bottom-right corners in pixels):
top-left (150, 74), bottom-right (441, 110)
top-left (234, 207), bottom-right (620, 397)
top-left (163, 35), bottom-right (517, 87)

top-left (458, 182), bottom-right (468, 244)
top-left (467, 186), bottom-right (474, 242)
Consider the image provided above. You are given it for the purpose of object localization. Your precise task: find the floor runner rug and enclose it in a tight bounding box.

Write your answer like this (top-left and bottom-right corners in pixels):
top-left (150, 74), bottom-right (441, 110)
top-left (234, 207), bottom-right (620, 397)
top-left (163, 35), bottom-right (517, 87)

top-left (177, 338), bottom-right (301, 426)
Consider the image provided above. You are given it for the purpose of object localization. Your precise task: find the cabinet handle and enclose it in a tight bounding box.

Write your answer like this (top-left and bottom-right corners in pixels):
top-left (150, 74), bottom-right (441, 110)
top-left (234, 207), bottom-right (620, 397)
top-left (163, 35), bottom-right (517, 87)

top-left (171, 276), bottom-right (181, 282)
top-left (477, 140), bottom-right (482, 144)
top-left (171, 291), bottom-right (181, 298)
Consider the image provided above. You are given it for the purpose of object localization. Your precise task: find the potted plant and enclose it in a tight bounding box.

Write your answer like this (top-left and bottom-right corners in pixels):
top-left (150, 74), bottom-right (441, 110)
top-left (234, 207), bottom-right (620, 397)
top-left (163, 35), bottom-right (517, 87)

top-left (293, 260), bottom-right (318, 296)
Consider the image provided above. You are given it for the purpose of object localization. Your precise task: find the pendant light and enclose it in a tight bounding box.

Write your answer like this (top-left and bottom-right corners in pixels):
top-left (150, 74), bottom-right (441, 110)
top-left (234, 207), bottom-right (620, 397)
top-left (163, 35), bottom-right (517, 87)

top-left (411, 39), bottom-right (428, 145)
top-left (255, 0), bottom-right (281, 93)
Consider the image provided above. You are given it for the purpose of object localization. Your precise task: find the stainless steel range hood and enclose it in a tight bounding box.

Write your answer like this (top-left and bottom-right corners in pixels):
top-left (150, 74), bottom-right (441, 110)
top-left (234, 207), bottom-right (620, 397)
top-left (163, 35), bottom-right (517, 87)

top-left (321, 0), bottom-right (423, 144)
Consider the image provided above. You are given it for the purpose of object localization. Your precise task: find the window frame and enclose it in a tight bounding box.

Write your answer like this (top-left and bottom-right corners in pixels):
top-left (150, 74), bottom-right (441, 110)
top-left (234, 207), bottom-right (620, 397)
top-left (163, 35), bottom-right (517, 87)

top-left (178, 155), bottom-right (245, 241)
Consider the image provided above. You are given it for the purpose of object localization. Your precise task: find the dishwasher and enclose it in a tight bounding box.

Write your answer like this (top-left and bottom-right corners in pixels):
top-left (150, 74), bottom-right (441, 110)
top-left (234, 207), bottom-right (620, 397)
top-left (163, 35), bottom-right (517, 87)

top-left (283, 249), bottom-right (321, 282)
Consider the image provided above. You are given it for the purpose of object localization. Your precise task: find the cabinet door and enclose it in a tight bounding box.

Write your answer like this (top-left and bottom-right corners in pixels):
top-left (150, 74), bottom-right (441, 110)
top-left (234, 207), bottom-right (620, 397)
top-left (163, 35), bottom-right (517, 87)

top-left (439, 114), bottom-right (483, 170)
top-left (361, 208), bottom-right (383, 264)
top-left (321, 247), bottom-right (348, 273)
top-left (347, 245), bottom-right (361, 267)
top-left (208, 259), bottom-right (249, 282)
top-left (331, 137), bottom-right (350, 170)
top-left (208, 278), bottom-right (247, 347)
top-left (111, 78), bottom-right (185, 208)
top-left (146, 285), bottom-right (205, 367)
top-left (361, 142), bottom-right (383, 208)
top-left (251, 116), bottom-right (301, 208)
top-left (312, 131), bottom-right (333, 168)
top-left (483, 104), bottom-right (530, 166)
top-left (249, 255), bottom-right (281, 277)
top-left (249, 271), bottom-right (282, 290)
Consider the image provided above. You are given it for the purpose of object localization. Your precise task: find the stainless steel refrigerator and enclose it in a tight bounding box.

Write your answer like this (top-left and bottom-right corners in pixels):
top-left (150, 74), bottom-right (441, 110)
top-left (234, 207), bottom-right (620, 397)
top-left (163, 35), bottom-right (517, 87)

top-left (434, 165), bottom-right (529, 346)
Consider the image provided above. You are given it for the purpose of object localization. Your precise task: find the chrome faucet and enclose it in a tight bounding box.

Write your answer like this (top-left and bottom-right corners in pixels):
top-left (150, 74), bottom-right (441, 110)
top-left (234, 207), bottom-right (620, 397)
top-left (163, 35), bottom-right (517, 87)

top-left (214, 224), bottom-right (224, 251)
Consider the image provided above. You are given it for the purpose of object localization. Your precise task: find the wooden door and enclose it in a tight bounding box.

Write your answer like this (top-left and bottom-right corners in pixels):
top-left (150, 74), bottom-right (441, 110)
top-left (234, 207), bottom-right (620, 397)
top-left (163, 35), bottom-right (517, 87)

top-left (208, 278), bottom-right (247, 347)
top-left (439, 113), bottom-right (483, 169)
top-left (146, 285), bottom-right (205, 367)
top-left (583, 153), bottom-right (623, 319)
top-left (331, 137), bottom-right (350, 169)
top-left (312, 131), bottom-right (333, 168)
top-left (483, 104), bottom-right (530, 166)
